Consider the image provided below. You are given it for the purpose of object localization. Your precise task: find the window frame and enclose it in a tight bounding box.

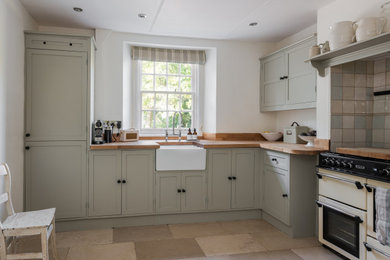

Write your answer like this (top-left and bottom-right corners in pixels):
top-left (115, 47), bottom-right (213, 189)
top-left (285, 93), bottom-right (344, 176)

top-left (135, 60), bottom-right (200, 135)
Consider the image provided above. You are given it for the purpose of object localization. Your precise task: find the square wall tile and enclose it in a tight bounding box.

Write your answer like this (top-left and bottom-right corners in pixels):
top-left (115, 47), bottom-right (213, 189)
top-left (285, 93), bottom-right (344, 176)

top-left (343, 129), bottom-right (355, 142)
top-left (385, 130), bottom-right (390, 145)
top-left (366, 101), bottom-right (374, 113)
top-left (366, 116), bottom-right (373, 128)
top-left (385, 116), bottom-right (390, 129)
top-left (374, 59), bottom-right (386, 74)
top-left (331, 73), bottom-right (343, 87)
top-left (355, 129), bottom-right (366, 143)
top-left (355, 61), bottom-right (367, 74)
top-left (373, 115), bottom-right (385, 129)
top-left (331, 101), bottom-right (343, 114)
top-left (331, 116), bottom-right (342, 128)
top-left (366, 88), bottom-right (373, 100)
top-left (343, 74), bottom-right (355, 87)
top-left (331, 65), bottom-right (343, 73)
top-left (343, 101), bottom-right (355, 114)
top-left (374, 100), bottom-right (386, 113)
top-left (374, 72), bottom-right (386, 88)
top-left (367, 129), bottom-right (373, 143)
top-left (355, 74), bottom-right (367, 88)
top-left (343, 116), bottom-right (355, 128)
top-left (355, 116), bottom-right (366, 129)
top-left (355, 88), bottom-right (367, 101)
top-left (330, 142), bottom-right (342, 152)
top-left (355, 101), bottom-right (366, 114)
top-left (331, 87), bottom-right (343, 100)
top-left (367, 61), bottom-right (374, 74)
top-left (343, 87), bottom-right (355, 100)
top-left (367, 75), bottom-right (374, 88)
top-left (373, 129), bottom-right (385, 143)
top-left (331, 129), bottom-right (342, 142)
top-left (343, 62), bottom-right (355, 74)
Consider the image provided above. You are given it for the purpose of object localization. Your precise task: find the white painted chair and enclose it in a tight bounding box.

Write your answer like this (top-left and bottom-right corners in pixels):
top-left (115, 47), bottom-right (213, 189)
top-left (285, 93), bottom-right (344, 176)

top-left (0, 163), bottom-right (59, 260)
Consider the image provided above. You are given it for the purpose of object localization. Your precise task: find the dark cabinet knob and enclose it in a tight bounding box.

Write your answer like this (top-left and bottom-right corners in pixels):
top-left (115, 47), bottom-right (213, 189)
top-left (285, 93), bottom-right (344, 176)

top-left (122, 180), bottom-right (127, 184)
top-left (280, 76), bottom-right (284, 80)
top-left (177, 189), bottom-right (182, 193)
top-left (282, 194), bottom-right (288, 197)
top-left (43, 41), bottom-right (46, 44)
top-left (182, 189), bottom-right (186, 193)
top-left (117, 180), bottom-right (121, 184)
top-left (271, 158), bottom-right (277, 162)
top-left (228, 176), bottom-right (232, 180)
top-left (69, 43), bottom-right (73, 46)
top-left (25, 146), bottom-right (30, 150)
top-left (25, 133), bottom-right (30, 137)
top-left (284, 76), bottom-right (288, 79)
top-left (232, 176), bottom-right (237, 180)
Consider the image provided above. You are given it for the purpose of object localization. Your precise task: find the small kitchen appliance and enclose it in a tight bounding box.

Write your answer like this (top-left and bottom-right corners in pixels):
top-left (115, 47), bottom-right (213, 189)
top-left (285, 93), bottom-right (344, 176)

top-left (283, 122), bottom-right (309, 144)
top-left (120, 128), bottom-right (139, 142)
top-left (92, 120), bottom-right (104, 144)
top-left (104, 124), bottom-right (112, 143)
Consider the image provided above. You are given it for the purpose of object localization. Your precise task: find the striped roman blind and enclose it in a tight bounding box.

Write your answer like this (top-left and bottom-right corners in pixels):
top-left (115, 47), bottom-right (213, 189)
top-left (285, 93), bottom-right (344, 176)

top-left (131, 46), bottom-right (206, 65)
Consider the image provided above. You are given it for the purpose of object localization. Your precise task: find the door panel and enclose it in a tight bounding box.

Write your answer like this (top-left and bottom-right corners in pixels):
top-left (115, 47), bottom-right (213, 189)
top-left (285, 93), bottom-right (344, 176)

top-left (25, 141), bottom-right (87, 219)
top-left (89, 151), bottom-right (121, 217)
top-left (263, 81), bottom-right (287, 107)
top-left (25, 49), bottom-right (87, 141)
top-left (156, 173), bottom-right (181, 213)
top-left (122, 151), bottom-right (154, 215)
top-left (181, 172), bottom-right (206, 212)
top-left (207, 150), bottom-right (232, 210)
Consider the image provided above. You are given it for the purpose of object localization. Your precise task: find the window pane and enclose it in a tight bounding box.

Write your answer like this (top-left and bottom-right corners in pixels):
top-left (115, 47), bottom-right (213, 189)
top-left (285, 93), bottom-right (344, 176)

top-left (182, 94), bottom-right (192, 110)
top-left (168, 112), bottom-right (180, 128)
top-left (142, 93), bottom-right (154, 109)
top-left (168, 63), bottom-right (179, 74)
top-left (181, 112), bottom-right (192, 128)
top-left (168, 94), bottom-right (180, 110)
top-left (142, 61), bottom-right (154, 74)
top-left (181, 64), bottom-right (192, 75)
top-left (155, 94), bottom-right (167, 110)
top-left (142, 111), bottom-right (153, 128)
top-left (155, 62), bottom-right (167, 74)
top-left (181, 77), bottom-right (192, 92)
top-left (141, 75), bottom-right (154, 91)
top-left (155, 112), bottom-right (167, 128)
top-left (155, 76), bottom-right (167, 91)
top-left (167, 76), bottom-right (179, 91)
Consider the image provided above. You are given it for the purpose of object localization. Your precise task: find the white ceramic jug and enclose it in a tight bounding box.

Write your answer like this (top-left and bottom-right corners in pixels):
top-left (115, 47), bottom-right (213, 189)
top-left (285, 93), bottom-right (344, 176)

top-left (381, 1), bottom-right (390, 32)
top-left (354, 17), bottom-right (386, 42)
top-left (329, 21), bottom-right (355, 50)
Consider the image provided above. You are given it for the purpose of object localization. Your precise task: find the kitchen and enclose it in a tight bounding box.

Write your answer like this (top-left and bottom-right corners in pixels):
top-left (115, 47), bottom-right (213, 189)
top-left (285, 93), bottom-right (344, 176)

top-left (1, 0), bottom-right (390, 259)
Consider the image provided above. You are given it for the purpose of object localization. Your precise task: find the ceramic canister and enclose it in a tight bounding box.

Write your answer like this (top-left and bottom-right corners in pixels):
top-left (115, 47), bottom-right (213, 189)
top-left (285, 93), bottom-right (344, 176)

top-left (329, 21), bottom-right (355, 50)
top-left (354, 17), bottom-right (386, 42)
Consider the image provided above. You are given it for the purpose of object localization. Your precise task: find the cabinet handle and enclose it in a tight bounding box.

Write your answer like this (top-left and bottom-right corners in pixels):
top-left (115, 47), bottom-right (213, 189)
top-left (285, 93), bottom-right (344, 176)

top-left (280, 76), bottom-right (284, 80)
top-left (282, 194), bottom-right (288, 197)
top-left (25, 146), bottom-right (30, 150)
top-left (182, 189), bottom-right (186, 193)
top-left (69, 43), bottom-right (73, 46)
top-left (122, 180), bottom-right (127, 184)
top-left (232, 176), bottom-right (237, 180)
top-left (271, 158), bottom-right (278, 162)
top-left (25, 133), bottom-right (30, 137)
top-left (177, 189), bottom-right (182, 193)
top-left (228, 176), bottom-right (232, 180)
top-left (117, 180), bottom-right (121, 184)
top-left (284, 76), bottom-right (288, 79)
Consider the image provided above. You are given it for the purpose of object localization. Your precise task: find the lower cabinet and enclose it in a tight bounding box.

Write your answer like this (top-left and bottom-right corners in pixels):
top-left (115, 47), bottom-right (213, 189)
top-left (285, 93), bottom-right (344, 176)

top-left (88, 150), bottom-right (154, 217)
top-left (208, 148), bottom-right (260, 211)
top-left (25, 141), bottom-right (87, 219)
top-left (156, 172), bottom-right (206, 214)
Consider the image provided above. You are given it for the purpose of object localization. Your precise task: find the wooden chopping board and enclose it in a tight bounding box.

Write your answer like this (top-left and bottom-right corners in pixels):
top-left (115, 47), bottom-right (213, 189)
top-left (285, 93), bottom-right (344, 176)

top-left (336, 147), bottom-right (390, 160)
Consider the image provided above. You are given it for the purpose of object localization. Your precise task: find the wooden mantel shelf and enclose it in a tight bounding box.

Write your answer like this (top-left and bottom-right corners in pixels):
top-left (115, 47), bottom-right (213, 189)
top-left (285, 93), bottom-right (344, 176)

top-left (308, 32), bottom-right (390, 77)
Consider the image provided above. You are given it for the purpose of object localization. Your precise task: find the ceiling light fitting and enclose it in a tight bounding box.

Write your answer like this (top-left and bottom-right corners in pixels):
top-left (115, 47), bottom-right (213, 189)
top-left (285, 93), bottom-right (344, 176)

top-left (73, 7), bottom-right (83, 12)
top-left (249, 22), bottom-right (258, 27)
top-left (138, 13), bottom-right (147, 19)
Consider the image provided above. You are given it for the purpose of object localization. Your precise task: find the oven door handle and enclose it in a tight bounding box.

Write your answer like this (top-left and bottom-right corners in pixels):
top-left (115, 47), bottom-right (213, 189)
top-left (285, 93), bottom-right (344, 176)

top-left (316, 200), bottom-right (363, 223)
top-left (364, 242), bottom-right (390, 258)
top-left (364, 183), bottom-right (374, 192)
top-left (316, 172), bottom-right (364, 190)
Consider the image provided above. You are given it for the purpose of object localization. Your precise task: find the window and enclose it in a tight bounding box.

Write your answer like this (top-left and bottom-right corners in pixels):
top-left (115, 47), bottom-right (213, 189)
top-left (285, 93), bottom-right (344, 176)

top-left (138, 61), bottom-right (198, 133)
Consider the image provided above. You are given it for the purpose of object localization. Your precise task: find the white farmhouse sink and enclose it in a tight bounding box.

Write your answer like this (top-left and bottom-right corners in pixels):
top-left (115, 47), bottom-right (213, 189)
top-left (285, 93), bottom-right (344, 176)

top-left (156, 145), bottom-right (206, 171)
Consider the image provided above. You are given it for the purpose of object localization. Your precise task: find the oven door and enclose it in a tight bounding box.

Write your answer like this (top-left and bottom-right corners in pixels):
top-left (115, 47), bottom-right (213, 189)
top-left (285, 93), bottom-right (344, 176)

top-left (366, 179), bottom-right (390, 238)
top-left (317, 196), bottom-right (367, 260)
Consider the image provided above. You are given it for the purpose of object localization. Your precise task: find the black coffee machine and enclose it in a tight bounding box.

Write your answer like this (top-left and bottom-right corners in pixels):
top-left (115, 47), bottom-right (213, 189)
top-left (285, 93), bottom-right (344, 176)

top-left (92, 120), bottom-right (104, 144)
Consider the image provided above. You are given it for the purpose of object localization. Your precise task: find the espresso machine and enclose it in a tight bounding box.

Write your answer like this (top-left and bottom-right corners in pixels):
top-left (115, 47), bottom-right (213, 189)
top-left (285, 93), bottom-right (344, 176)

top-left (92, 120), bottom-right (104, 144)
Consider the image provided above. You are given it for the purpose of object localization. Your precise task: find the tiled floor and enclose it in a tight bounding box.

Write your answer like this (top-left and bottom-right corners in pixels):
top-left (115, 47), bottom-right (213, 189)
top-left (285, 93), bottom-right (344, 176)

top-left (13, 219), bottom-right (344, 260)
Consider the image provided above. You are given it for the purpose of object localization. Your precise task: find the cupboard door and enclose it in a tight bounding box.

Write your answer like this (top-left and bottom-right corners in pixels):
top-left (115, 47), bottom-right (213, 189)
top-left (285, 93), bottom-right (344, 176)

top-left (207, 149), bottom-right (232, 210)
top-left (156, 173), bottom-right (181, 213)
top-left (181, 172), bottom-right (206, 213)
top-left (25, 141), bottom-right (87, 219)
top-left (25, 49), bottom-right (87, 141)
top-left (286, 39), bottom-right (316, 107)
top-left (89, 151), bottom-right (122, 217)
top-left (261, 52), bottom-right (287, 110)
top-left (263, 166), bottom-right (290, 225)
top-left (122, 151), bottom-right (154, 215)
top-left (231, 149), bottom-right (257, 209)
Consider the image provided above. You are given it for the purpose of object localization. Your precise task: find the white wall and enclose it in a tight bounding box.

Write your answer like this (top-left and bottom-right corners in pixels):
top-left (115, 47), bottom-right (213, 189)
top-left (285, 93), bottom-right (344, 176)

top-left (0, 0), bottom-right (37, 213)
top-left (94, 30), bottom-right (276, 133)
top-left (316, 0), bottom-right (385, 138)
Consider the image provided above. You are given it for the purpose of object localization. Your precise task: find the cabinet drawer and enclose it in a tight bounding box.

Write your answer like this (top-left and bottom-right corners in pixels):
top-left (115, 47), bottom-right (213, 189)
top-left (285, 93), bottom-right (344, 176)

top-left (264, 150), bottom-right (289, 171)
top-left (26, 34), bottom-right (90, 51)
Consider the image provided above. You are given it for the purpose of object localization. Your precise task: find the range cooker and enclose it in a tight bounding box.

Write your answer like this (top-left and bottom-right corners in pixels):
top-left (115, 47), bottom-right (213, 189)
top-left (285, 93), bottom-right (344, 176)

top-left (317, 152), bottom-right (390, 260)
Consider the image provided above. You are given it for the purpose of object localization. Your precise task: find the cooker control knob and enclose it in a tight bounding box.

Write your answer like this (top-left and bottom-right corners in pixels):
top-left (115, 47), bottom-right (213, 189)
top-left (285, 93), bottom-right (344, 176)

top-left (341, 161), bottom-right (347, 168)
top-left (335, 160), bottom-right (341, 167)
top-left (329, 159), bottom-right (336, 167)
top-left (347, 162), bottom-right (354, 169)
top-left (383, 168), bottom-right (390, 176)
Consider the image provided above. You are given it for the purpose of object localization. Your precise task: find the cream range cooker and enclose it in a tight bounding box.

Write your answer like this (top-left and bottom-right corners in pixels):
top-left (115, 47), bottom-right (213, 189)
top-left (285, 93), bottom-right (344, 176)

top-left (317, 153), bottom-right (390, 260)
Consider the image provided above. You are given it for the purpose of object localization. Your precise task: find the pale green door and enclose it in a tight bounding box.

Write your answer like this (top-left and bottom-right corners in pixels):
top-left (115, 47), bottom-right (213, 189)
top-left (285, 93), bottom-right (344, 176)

top-left (156, 173), bottom-right (181, 213)
top-left (181, 172), bottom-right (206, 212)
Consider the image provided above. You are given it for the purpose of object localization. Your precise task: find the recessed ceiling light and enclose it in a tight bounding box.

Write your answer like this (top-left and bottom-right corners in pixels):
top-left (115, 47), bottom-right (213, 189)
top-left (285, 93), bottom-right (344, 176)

top-left (73, 7), bottom-right (83, 12)
top-left (249, 22), bottom-right (258, 27)
top-left (138, 13), bottom-right (147, 19)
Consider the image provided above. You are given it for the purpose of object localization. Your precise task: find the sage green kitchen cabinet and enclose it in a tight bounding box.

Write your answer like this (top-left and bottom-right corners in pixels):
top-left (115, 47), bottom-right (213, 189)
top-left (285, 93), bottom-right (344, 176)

top-left (25, 141), bottom-right (87, 219)
top-left (156, 172), bottom-right (206, 214)
top-left (260, 36), bottom-right (317, 112)
top-left (208, 149), bottom-right (259, 211)
top-left (88, 151), bottom-right (122, 217)
top-left (122, 150), bottom-right (154, 215)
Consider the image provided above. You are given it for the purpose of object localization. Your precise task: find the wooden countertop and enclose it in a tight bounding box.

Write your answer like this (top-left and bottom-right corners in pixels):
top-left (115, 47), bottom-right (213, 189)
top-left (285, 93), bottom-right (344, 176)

top-left (91, 139), bottom-right (328, 155)
top-left (336, 147), bottom-right (390, 160)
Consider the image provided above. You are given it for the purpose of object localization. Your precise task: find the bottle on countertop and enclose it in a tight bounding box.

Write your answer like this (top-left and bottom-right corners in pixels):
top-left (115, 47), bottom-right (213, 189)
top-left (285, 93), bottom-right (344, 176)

top-left (187, 128), bottom-right (193, 141)
top-left (193, 128), bottom-right (198, 140)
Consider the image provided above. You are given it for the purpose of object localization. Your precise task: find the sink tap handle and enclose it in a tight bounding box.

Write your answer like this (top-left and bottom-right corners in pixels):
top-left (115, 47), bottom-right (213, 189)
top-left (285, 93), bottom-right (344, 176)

top-left (165, 129), bottom-right (168, 141)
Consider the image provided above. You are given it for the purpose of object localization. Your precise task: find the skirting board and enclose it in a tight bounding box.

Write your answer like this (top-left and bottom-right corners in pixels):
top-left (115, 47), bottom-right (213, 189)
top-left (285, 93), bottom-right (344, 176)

top-left (56, 210), bottom-right (262, 232)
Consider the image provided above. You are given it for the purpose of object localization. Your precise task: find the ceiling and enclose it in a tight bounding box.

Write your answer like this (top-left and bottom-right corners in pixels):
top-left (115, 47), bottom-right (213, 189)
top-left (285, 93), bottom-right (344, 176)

top-left (20, 0), bottom-right (335, 41)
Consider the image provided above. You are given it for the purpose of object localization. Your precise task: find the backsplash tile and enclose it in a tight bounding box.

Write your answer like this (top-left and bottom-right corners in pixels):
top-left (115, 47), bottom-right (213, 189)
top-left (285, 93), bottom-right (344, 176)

top-left (330, 59), bottom-right (390, 150)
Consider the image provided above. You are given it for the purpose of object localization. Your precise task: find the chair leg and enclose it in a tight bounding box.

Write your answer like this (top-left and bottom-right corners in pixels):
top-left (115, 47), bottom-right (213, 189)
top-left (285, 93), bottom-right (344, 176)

top-left (41, 228), bottom-right (48, 260)
top-left (50, 220), bottom-right (59, 260)
top-left (0, 234), bottom-right (6, 260)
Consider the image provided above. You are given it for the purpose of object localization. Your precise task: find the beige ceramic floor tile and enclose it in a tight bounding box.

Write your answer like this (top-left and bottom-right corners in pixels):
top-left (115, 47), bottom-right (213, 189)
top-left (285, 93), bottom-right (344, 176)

top-left (292, 247), bottom-right (344, 260)
top-left (195, 234), bottom-right (266, 256)
top-left (13, 235), bottom-right (69, 260)
top-left (56, 229), bottom-right (113, 248)
top-left (252, 229), bottom-right (320, 251)
top-left (182, 250), bottom-right (303, 260)
top-left (135, 238), bottom-right (205, 260)
top-left (113, 224), bottom-right (173, 242)
top-left (66, 242), bottom-right (136, 260)
top-left (169, 222), bottom-right (227, 238)
top-left (219, 219), bottom-right (277, 234)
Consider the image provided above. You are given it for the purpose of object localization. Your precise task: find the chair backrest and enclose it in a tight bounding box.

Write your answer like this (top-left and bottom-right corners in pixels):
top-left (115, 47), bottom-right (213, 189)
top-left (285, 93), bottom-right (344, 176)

top-left (0, 164), bottom-right (15, 228)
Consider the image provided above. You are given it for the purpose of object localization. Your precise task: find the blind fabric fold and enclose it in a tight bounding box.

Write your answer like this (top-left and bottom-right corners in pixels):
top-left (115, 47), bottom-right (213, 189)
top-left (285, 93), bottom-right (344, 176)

top-left (131, 46), bottom-right (206, 65)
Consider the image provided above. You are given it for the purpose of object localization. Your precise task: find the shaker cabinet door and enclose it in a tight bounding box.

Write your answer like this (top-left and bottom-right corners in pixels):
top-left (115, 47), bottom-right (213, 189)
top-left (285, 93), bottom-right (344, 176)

top-left (25, 49), bottom-right (87, 141)
top-left (156, 173), bottom-right (181, 214)
top-left (181, 172), bottom-right (207, 213)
